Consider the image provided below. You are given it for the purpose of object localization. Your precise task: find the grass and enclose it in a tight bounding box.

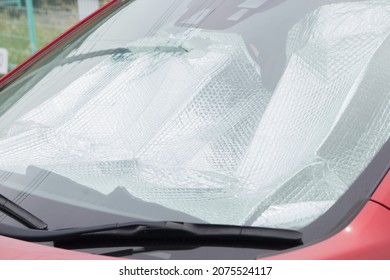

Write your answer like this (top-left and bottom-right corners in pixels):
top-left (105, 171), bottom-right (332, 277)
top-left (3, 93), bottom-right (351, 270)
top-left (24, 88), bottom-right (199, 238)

top-left (0, 6), bottom-right (78, 68)
top-left (0, 1), bottom-right (111, 77)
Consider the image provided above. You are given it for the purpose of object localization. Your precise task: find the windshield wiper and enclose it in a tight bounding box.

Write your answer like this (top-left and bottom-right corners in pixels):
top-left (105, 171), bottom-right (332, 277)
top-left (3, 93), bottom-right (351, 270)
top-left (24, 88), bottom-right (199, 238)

top-left (0, 221), bottom-right (302, 250)
top-left (48, 45), bottom-right (189, 68)
top-left (0, 194), bottom-right (48, 230)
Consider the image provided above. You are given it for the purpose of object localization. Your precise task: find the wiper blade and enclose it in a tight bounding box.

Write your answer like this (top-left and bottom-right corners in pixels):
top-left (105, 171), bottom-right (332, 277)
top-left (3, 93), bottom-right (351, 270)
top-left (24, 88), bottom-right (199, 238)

top-left (54, 45), bottom-right (188, 67)
top-left (0, 221), bottom-right (302, 250)
top-left (0, 194), bottom-right (48, 230)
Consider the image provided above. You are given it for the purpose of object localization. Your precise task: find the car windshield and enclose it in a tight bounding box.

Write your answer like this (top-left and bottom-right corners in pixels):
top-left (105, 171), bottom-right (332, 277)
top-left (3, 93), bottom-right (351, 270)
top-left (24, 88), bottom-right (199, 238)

top-left (0, 0), bottom-right (389, 231)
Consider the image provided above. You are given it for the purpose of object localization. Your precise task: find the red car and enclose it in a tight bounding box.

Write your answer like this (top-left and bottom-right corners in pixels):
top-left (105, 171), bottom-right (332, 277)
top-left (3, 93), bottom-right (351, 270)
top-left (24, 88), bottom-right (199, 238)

top-left (0, 0), bottom-right (389, 260)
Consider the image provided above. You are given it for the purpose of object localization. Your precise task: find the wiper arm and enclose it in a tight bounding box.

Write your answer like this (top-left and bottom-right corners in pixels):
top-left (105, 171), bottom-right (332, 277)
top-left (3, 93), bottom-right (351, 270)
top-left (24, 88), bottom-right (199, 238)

top-left (0, 221), bottom-right (302, 250)
top-left (0, 194), bottom-right (48, 230)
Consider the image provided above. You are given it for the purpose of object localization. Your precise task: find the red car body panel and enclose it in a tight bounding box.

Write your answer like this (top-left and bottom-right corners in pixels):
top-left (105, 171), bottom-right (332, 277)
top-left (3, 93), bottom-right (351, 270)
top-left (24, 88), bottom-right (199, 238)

top-left (0, 235), bottom-right (114, 260)
top-left (0, 1), bottom-right (389, 260)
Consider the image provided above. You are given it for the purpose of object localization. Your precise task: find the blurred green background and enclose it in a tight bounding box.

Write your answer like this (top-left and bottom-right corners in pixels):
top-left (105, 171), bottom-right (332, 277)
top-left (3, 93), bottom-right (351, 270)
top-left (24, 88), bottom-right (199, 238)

top-left (0, 0), bottom-right (109, 77)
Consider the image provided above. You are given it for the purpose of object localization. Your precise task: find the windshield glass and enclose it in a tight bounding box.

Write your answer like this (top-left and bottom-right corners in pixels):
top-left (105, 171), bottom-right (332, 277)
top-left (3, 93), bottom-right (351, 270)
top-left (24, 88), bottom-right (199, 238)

top-left (0, 0), bottom-right (390, 230)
